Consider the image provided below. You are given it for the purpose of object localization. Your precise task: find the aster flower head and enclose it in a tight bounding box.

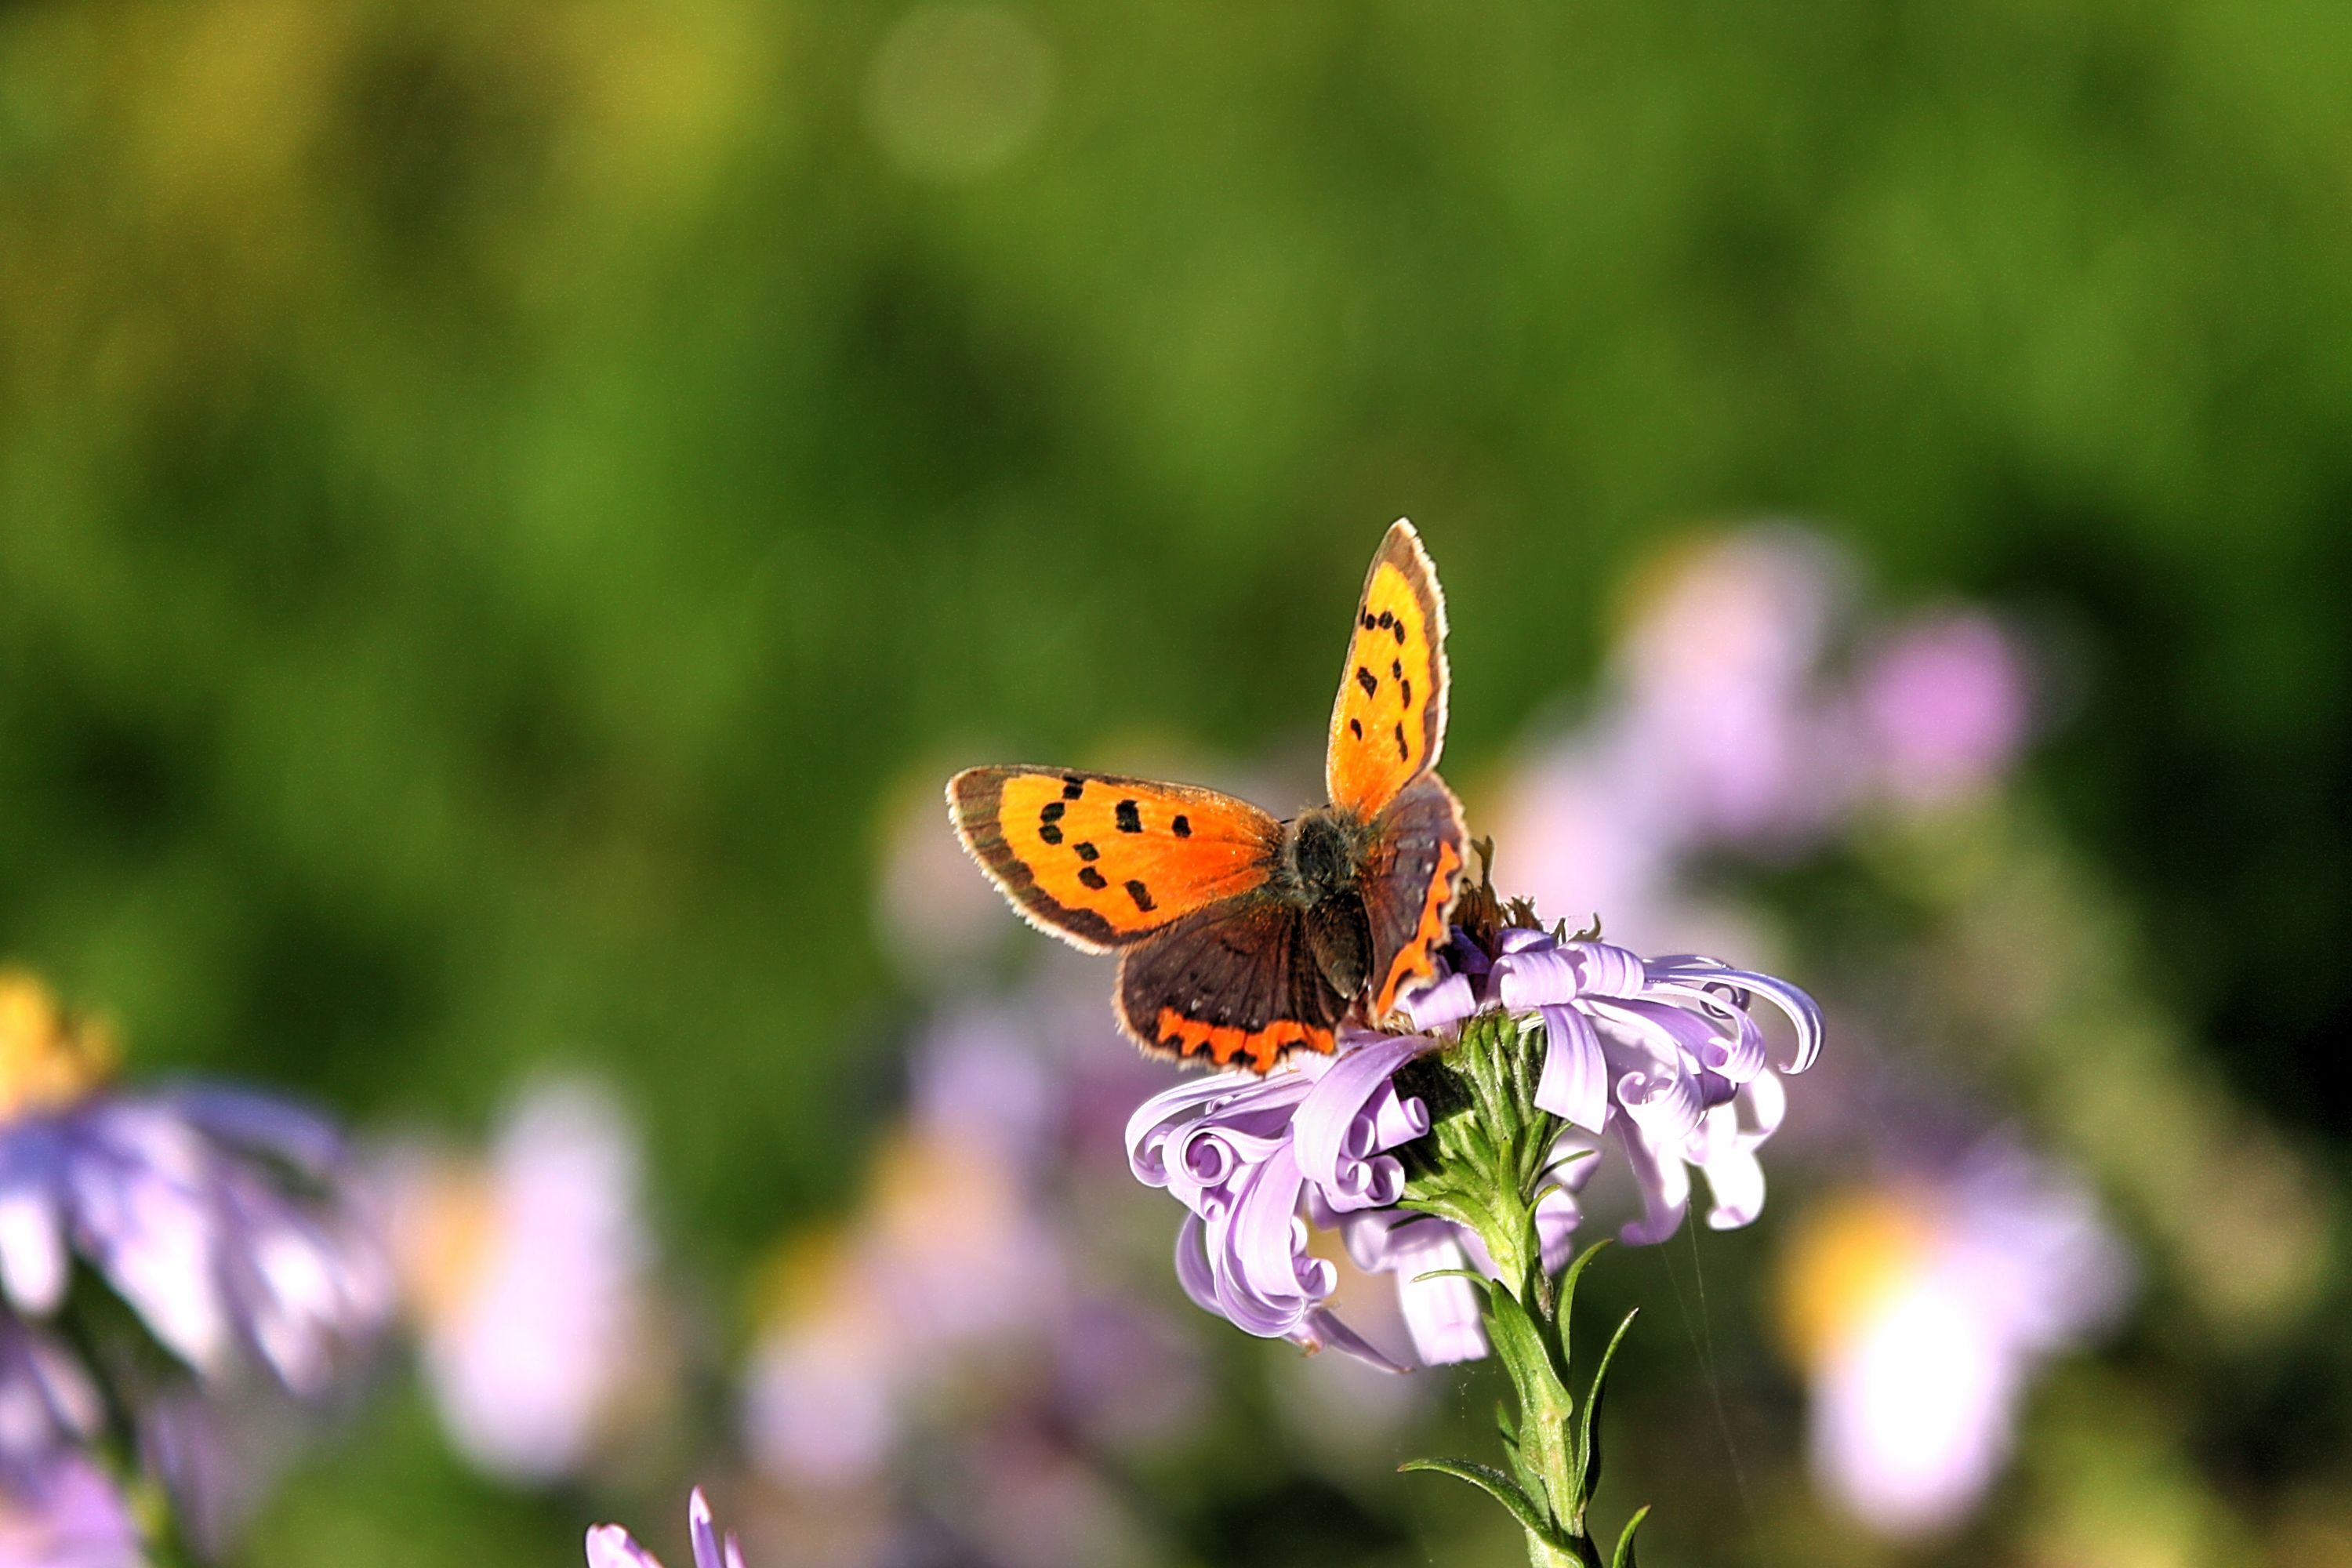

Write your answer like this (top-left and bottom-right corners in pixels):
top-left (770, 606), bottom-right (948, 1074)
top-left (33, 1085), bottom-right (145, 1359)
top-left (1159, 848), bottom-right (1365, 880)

top-left (1119, 855), bottom-right (1822, 1567)
top-left (1126, 869), bottom-right (1823, 1373)
top-left (0, 972), bottom-right (390, 1403)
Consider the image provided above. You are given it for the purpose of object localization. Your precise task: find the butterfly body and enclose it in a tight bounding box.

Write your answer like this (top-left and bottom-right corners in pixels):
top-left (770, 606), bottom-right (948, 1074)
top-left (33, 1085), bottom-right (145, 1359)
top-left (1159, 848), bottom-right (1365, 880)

top-left (949, 522), bottom-right (1468, 1073)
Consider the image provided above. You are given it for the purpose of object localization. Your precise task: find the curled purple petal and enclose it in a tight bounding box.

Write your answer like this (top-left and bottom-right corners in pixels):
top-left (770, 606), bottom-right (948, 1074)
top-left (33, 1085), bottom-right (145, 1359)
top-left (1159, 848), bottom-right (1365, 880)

top-left (1396, 973), bottom-right (1476, 1030)
top-left (1292, 1032), bottom-right (1431, 1213)
top-left (1613, 1115), bottom-right (1693, 1247)
top-left (1533, 1005), bottom-right (1610, 1131)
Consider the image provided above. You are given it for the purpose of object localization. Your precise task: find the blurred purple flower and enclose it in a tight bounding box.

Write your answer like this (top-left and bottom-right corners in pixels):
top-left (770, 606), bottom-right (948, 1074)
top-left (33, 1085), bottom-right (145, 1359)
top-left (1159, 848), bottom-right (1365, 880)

top-left (744, 1019), bottom-right (1069, 1489)
top-left (1782, 1151), bottom-right (2129, 1538)
top-left (588, 1487), bottom-right (746, 1568)
top-left (1402, 924), bottom-right (1823, 1247)
top-left (0, 1451), bottom-right (143, 1568)
top-left (1499, 528), bottom-right (2041, 954)
top-left (0, 975), bottom-right (390, 1400)
top-left (1613, 526), bottom-right (1855, 847)
top-left (382, 1079), bottom-right (655, 1484)
top-left (1857, 611), bottom-right (2032, 807)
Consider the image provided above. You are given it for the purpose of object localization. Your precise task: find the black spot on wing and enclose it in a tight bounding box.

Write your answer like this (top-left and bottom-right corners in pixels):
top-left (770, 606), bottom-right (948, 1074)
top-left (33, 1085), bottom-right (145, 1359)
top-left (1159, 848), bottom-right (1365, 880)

top-left (1392, 620), bottom-right (1406, 644)
top-left (1171, 815), bottom-right (1191, 838)
top-left (1348, 718), bottom-right (1363, 739)
top-left (1377, 610), bottom-right (1394, 628)
top-left (1074, 840), bottom-right (1098, 862)
top-left (1078, 866), bottom-right (1108, 891)
top-left (1400, 677), bottom-right (1412, 707)
top-left (1115, 800), bottom-right (1143, 833)
top-left (1040, 822), bottom-right (1064, 844)
top-left (1356, 666), bottom-right (1377, 697)
top-left (1125, 880), bottom-right (1156, 912)
top-left (1393, 722), bottom-right (1408, 760)
top-left (1062, 777), bottom-right (1087, 800)
top-left (1040, 800), bottom-right (1065, 823)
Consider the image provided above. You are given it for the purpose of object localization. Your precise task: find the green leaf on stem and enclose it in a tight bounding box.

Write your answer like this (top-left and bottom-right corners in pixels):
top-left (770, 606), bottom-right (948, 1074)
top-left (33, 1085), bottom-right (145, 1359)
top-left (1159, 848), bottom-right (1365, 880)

top-left (1399, 1457), bottom-right (1570, 1551)
top-left (1610, 1505), bottom-right (1652, 1568)
top-left (1571, 1308), bottom-right (1640, 1530)
top-left (1549, 1236), bottom-right (1613, 1383)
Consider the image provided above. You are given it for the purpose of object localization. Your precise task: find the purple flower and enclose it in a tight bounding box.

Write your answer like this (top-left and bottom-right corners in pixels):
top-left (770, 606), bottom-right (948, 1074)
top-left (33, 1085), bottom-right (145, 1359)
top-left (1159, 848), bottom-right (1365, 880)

top-left (1124, 923), bottom-right (1821, 1368)
top-left (1857, 611), bottom-right (2032, 808)
top-left (0, 975), bottom-right (389, 1401)
top-left (0, 1450), bottom-right (143, 1568)
top-left (587, 1487), bottom-right (746, 1568)
top-left (1402, 925), bottom-right (1823, 1247)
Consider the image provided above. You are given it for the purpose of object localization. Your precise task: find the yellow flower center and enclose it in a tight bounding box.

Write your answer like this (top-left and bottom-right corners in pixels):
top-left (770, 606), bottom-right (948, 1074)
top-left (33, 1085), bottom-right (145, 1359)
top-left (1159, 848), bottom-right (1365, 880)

top-left (1775, 1189), bottom-right (1937, 1373)
top-left (396, 1166), bottom-right (501, 1328)
top-left (0, 971), bottom-right (117, 1123)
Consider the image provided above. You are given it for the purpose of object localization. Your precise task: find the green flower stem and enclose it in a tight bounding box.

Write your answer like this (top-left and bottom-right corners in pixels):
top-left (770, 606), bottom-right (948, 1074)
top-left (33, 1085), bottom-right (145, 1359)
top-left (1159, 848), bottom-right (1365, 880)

top-left (1397, 1011), bottom-right (1649, 1568)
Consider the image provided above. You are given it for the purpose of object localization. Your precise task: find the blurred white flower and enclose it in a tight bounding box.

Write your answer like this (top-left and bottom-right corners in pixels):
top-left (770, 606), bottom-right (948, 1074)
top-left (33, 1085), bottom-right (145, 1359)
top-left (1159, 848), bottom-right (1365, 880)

top-left (1778, 1152), bottom-right (2130, 1538)
top-left (383, 1080), bottom-right (653, 1483)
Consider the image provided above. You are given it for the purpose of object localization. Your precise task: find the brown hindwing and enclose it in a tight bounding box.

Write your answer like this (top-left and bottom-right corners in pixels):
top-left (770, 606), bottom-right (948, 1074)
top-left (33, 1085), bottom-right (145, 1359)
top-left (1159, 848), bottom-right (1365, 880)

top-left (1359, 771), bottom-right (1469, 1018)
top-left (1116, 898), bottom-right (1346, 1072)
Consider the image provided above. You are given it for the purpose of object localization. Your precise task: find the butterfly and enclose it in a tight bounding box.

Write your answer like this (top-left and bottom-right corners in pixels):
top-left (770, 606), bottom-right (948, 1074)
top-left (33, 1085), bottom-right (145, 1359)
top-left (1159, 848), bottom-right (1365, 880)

top-left (948, 521), bottom-right (1468, 1073)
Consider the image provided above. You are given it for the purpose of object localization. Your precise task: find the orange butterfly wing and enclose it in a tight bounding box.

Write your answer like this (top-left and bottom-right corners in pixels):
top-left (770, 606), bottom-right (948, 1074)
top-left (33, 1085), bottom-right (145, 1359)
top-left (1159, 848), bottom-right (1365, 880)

top-left (1327, 519), bottom-right (1450, 819)
top-left (947, 768), bottom-right (1282, 951)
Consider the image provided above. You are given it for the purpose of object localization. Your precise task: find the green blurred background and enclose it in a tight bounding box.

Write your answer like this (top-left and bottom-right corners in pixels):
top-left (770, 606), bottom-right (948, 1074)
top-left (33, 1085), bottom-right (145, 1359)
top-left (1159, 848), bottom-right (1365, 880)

top-left (4, 2), bottom-right (2348, 1563)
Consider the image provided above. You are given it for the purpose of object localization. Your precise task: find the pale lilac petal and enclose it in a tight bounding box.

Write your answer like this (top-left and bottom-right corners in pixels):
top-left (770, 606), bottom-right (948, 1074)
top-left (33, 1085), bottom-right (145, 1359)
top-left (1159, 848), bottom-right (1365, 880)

top-left (1532, 1005), bottom-right (1609, 1131)
top-left (1648, 956), bottom-right (1825, 1073)
top-left (0, 1314), bottom-right (104, 1461)
top-left (1613, 1117), bottom-right (1690, 1247)
top-left (1171, 1213), bottom-right (1221, 1319)
top-left (0, 1177), bottom-right (67, 1316)
top-left (1297, 1307), bottom-right (1410, 1372)
top-left (586, 1525), bottom-right (665, 1568)
top-left (1397, 972), bottom-right (1478, 1030)
top-left (1292, 1033), bottom-right (1431, 1213)
top-left (688, 1490), bottom-right (723, 1568)
top-left (1491, 946), bottom-right (1584, 1009)
top-left (1535, 1187), bottom-right (1581, 1273)
top-left (1209, 1145), bottom-right (1323, 1338)
top-left (1613, 1058), bottom-right (1704, 1149)
top-left (1693, 1113), bottom-right (1766, 1230)
top-left (1860, 611), bottom-right (2031, 807)
top-left (1385, 1221), bottom-right (1488, 1367)
top-left (1566, 941), bottom-right (1648, 998)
